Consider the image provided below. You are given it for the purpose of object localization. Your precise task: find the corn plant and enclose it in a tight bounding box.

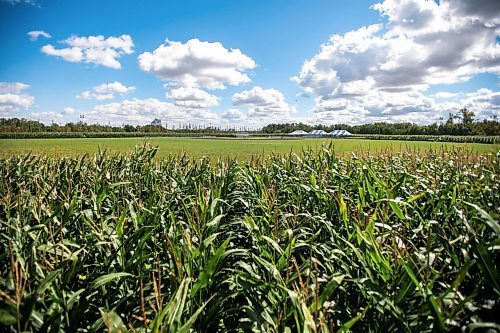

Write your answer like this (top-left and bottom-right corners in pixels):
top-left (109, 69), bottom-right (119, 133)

top-left (0, 144), bottom-right (498, 332)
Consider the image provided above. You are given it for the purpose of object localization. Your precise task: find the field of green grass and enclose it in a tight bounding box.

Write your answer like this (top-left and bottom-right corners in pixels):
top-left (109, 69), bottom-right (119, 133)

top-left (0, 137), bottom-right (497, 158)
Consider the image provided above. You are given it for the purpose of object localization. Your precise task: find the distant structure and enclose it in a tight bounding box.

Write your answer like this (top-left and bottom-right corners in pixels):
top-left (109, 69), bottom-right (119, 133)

top-left (151, 118), bottom-right (162, 126)
top-left (309, 129), bottom-right (327, 136)
top-left (288, 130), bottom-right (308, 135)
top-left (328, 130), bottom-right (352, 137)
top-left (287, 129), bottom-right (352, 137)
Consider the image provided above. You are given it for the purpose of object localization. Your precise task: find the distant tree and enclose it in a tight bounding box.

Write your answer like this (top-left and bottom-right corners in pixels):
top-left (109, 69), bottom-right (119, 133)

top-left (458, 108), bottom-right (475, 126)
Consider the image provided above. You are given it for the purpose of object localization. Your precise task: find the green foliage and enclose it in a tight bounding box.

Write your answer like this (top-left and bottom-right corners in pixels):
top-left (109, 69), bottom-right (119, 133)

top-left (356, 134), bottom-right (499, 144)
top-left (0, 118), bottom-right (234, 136)
top-left (262, 109), bottom-right (500, 136)
top-left (0, 144), bottom-right (499, 332)
top-left (0, 131), bottom-right (237, 139)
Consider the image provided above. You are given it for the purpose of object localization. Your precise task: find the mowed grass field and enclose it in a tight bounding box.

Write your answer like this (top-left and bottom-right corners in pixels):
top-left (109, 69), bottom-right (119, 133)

top-left (0, 137), bottom-right (497, 158)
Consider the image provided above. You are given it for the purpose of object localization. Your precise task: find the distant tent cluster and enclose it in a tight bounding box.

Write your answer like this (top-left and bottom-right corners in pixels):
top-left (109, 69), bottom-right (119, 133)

top-left (288, 129), bottom-right (352, 137)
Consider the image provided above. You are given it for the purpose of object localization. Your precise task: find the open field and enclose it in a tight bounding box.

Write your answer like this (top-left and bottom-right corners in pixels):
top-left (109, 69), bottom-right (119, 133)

top-left (0, 137), bottom-right (498, 158)
top-left (0, 145), bottom-right (498, 332)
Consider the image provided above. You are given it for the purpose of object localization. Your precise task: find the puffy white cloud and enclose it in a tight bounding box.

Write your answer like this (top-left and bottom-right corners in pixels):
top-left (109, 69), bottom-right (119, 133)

top-left (94, 81), bottom-right (135, 94)
top-left (166, 87), bottom-right (220, 108)
top-left (0, 93), bottom-right (34, 108)
top-left (232, 86), bottom-right (296, 118)
top-left (459, 88), bottom-right (500, 118)
top-left (86, 98), bottom-right (220, 126)
top-left (0, 82), bottom-right (34, 116)
top-left (77, 91), bottom-right (114, 100)
top-left (138, 38), bottom-right (256, 89)
top-left (41, 34), bottom-right (134, 69)
top-left (293, 0), bottom-right (500, 124)
top-left (189, 109), bottom-right (219, 121)
top-left (432, 92), bottom-right (461, 99)
top-left (310, 88), bottom-right (499, 125)
top-left (28, 30), bottom-right (51, 41)
top-left (63, 107), bottom-right (75, 114)
top-left (77, 81), bottom-right (135, 100)
top-left (0, 82), bottom-right (30, 94)
top-left (41, 45), bottom-right (83, 62)
top-left (221, 108), bottom-right (245, 122)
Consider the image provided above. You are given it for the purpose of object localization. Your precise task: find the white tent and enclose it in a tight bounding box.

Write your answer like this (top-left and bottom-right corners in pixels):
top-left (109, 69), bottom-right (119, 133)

top-left (309, 130), bottom-right (327, 136)
top-left (328, 130), bottom-right (352, 137)
top-left (288, 130), bottom-right (308, 135)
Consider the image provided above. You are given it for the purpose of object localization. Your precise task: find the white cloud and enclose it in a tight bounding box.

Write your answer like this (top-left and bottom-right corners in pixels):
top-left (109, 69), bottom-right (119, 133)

top-left (0, 82), bottom-right (30, 94)
top-left (459, 88), bottom-right (500, 118)
top-left (0, 93), bottom-right (34, 108)
top-left (41, 34), bottom-right (134, 69)
top-left (232, 86), bottom-right (296, 118)
top-left (189, 109), bottom-right (219, 121)
top-left (41, 45), bottom-right (83, 62)
top-left (221, 108), bottom-right (245, 122)
top-left (432, 92), bottom-right (461, 99)
top-left (28, 30), bottom-right (51, 41)
top-left (2, 0), bottom-right (38, 5)
top-left (63, 107), bottom-right (75, 114)
top-left (138, 38), bottom-right (256, 89)
top-left (0, 82), bottom-right (34, 116)
top-left (30, 112), bottom-right (64, 123)
top-left (77, 81), bottom-right (135, 100)
top-left (309, 88), bottom-right (499, 125)
top-left (77, 91), bottom-right (114, 100)
top-left (86, 98), bottom-right (221, 126)
top-left (94, 81), bottom-right (135, 94)
top-left (166, 87), bottom-right (219, 108)
top-left (293, 0), bottom-right (500, 124)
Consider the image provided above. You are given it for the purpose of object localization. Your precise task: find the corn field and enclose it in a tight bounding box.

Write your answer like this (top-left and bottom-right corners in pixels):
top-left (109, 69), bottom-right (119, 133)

top-left (1, 145), bottom-right (499, 332)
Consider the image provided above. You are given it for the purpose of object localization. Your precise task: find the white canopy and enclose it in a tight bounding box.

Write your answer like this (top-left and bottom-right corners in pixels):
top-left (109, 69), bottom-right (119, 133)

top-left (288, 130), bottom-right (308, 135)
top-left (328, 130), bottom-right (352, 136)
top-left (309, 130), bottom-right (327, 135)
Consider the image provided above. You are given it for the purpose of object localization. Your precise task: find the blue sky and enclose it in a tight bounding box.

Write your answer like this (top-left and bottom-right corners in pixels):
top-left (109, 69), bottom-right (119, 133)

top-left (0, 0), bottom-right (498, 128)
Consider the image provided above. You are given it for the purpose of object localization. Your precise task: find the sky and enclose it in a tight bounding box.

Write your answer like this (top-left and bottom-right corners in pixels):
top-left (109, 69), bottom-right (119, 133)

top-left (0, 0), bottom-right (499, 128)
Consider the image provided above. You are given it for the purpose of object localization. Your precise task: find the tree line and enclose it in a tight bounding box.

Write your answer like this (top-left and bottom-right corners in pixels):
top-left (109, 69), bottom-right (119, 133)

top-left (1, 108), bottom-right (498, 136)
top-left (0, 119), bottom-right (229, 134)
top-left (262, 109), bottom-right (499, 136)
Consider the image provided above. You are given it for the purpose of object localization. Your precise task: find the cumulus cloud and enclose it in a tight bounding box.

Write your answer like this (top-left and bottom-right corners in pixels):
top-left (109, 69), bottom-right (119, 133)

top-left (63, 107), bottom-right (75, 114)
top-left (28, 30), bottom-right (51, 41)
top-left (0, 82), bottom-right (35, 116)
top-left (293, 0), bottom-right (500, 124)
top-left (309, 88), bottom-right (499, 125)
top-left (94, 81), bottom-right (135, 94)
top-left (0, 82), bottom-right (30, 94)
top-left (77, 81), bottom-right (135, 100)
top-left (459, 88), bottom-right (500, 118)
top-left (138, 38), bottom-right (256, 89)
top-left (444, 0), bottom-right (500, 26)
top-left (221, 108), bottom-right (245, 122)
top-left (432, 92), bottom-right (461, 99)
top-left (86, 98), bottom-right (220, 126)
top-left (232, 86), bottom-right (296, 118)
top-left (166, 87), bottom-right (220, 108)
top-left (41, 45), bottom-right (83, 62)
top-left (41, 34), bottom-right (134, 69)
